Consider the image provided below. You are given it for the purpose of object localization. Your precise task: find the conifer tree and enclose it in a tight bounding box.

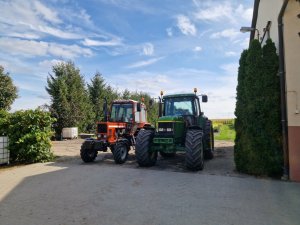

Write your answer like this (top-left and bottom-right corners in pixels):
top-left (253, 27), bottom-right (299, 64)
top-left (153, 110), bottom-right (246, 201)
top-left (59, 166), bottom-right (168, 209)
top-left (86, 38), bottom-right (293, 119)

top-left (88, 72), bottom-right (106, 121)
top-left (46, 61), bottom-right (93, 136)
top-left (234, 39), bottom-right (282, 176)
top-left (234, 50), bottom-right (248, 171)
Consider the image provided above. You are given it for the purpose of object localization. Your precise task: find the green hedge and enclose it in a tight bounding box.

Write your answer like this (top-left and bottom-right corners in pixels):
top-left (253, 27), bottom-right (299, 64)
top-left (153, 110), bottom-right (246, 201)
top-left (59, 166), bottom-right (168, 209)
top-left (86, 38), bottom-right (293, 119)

top-left (0, 109), bottom-right (55, 163)
top-left (234, 39), bottom-right (282, 177)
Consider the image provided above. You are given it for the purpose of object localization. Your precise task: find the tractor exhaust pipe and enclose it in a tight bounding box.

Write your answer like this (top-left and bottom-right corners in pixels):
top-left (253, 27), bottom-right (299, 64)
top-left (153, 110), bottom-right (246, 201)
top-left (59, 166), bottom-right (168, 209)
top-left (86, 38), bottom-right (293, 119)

top-left (159, 91), bottom-right (164, 117)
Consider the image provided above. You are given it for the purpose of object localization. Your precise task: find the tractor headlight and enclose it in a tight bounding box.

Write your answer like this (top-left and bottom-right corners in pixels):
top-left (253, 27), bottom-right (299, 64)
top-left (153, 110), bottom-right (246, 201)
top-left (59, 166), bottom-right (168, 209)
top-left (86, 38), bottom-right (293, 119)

top-left (167, 128), bottom-right (173, 132)
top-left (97, 134), bottom-right (101, 138)
top-left (103, 134), bottom-right (107, 138)
top-left (158, 128), bottom-right (164, 132)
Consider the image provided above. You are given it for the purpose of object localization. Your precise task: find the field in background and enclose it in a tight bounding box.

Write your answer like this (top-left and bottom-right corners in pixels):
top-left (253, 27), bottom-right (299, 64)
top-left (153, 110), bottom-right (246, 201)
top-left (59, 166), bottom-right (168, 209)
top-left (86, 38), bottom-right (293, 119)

top-left (212, 119), bottom-right (235, 141)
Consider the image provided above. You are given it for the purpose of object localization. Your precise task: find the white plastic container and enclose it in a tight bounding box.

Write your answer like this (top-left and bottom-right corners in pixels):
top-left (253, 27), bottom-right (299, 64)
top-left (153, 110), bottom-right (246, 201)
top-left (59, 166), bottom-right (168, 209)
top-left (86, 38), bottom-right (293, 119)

top-left (62, 127), bottom-right (78, 139)
top-left (0, 136), bottom-right (9, 165)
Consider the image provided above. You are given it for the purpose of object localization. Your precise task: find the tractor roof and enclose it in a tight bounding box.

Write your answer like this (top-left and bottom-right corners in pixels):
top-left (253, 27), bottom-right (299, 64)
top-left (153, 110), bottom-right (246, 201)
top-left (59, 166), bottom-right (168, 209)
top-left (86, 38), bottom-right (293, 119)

top-left (163, 93), bottom-right (198, 99)
top-left (112, 99), bottom-right (145, 105)
top-left (112, 99), bottom-right (138, 103)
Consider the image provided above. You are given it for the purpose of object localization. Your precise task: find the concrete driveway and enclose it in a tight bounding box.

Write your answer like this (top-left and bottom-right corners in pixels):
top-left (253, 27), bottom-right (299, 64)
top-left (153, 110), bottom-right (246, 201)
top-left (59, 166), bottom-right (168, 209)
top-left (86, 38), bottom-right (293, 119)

top-left (0, 140), bottom-right (299, 225)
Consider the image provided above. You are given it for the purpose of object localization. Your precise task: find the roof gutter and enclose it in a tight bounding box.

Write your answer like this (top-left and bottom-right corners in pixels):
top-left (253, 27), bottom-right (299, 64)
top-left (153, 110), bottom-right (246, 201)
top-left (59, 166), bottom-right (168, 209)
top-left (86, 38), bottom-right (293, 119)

top-left (278, 0), bottom-right (289, 180)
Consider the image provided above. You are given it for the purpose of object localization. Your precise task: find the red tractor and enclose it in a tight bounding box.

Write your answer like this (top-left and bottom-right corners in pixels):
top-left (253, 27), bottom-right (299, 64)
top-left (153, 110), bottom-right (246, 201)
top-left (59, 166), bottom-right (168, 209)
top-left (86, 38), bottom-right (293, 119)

top-left (80, 99), bottom-right (151, 164)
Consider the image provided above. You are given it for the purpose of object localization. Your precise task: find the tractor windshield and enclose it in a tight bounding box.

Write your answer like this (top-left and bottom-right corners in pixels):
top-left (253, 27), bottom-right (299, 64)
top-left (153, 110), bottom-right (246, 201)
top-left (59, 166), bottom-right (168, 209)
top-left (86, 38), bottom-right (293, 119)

top-left (164, 97), bottom-right (195, 116)
top-left (110, 103), bottom-right (133, 122)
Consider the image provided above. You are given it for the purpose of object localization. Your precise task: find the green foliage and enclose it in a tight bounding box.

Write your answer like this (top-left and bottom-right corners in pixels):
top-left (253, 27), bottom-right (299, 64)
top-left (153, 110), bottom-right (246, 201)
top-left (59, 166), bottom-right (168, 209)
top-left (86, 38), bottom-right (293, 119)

top-left (105, 85), bottom-right (120, 106)
top-left (234, 39), bottom-right (282, 176)
top-left (214, 124), bottom-right (235, 141)
top-left (213, 119), bottom-right (235, 141)
top-left (0, 66), bottom-right (18, 111)
top-left (7, 109), bottom-right (55, 163)
top-left (46, 61), bottom-right (94, 135)
top-left (88, 72), bottom-right (106, 122)
top-left (122, 89), bottom-right (131, 100)
top-left (0, 110), bottom-right (10, 135)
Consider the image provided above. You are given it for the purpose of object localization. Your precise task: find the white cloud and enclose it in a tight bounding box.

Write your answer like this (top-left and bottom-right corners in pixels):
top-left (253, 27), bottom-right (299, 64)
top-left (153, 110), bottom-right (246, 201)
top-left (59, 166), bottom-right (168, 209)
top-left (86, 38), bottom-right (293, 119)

top-left (194, 2), bottom-right (253, 24)
top-left (177, 15), bottom-right (197, 36)
top-left (194, 4), bottom-right (233, 22)
top-left (48, 43), bottom-right (93, 58)
top-left (81, 38), bottom-right (122, 47)
top-left (235, 4), bottom-right (253, 22)
top-left (193, 46), bottom-right (202, 52)
top-left (0, 37), bottom-right (92, 58)
top-left (38, 59), bottom-right (64, 69)
top-left (225, 51), bottom-right (238, 57)
top-left (126, 57), bottom-right (164, 69)
top-left (166, 27), bottom-right (173, 37)
top-left (142, 43), bottom-right (154, 56)
top-left (220, 63), bottom-right (239, 75)
top-left (240, 37), bottom-right (250, 49)
top-left (33, 1), bottom-right (62, 24)
top-left (14, 33), bottom-right (41, 39)
top-left (134, 74), bottom-right (169, 91)
top-left (210, 29), bottom-right (240, 40)
top-left (0, 58), bottom-right (34, 75)
top-left (37, 26), bottom-right (83, 39)
top-left (0, 0), bottom-right (86, 41)
top-left (0, 38), bottom-right (48, 57)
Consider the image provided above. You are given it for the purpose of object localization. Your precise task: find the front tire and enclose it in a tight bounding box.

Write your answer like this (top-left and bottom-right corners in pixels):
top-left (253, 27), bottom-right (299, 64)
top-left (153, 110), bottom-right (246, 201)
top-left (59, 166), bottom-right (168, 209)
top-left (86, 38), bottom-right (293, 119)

top-left (136, 129), bottom-right (157, 167)
top-left (113, 142), bottom-right (128, 164)
top-left (185, 129), bottom-right (204, 171)
top-left (80, 141), bottom-right (98, 163)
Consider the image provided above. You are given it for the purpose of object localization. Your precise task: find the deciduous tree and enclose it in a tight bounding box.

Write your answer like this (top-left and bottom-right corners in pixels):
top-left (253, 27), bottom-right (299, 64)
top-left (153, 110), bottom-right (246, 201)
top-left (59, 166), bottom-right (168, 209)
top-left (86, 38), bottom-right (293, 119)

top-left (0, 66), bottom-right (18, 111)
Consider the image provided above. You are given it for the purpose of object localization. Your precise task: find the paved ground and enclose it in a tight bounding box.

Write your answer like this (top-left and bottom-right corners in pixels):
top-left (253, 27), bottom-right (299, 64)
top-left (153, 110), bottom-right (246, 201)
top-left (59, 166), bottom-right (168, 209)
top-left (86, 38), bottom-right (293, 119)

top-left (0, 140), bottom-right (300, 225)
top-left (51, 139), bottom-right (241, 177)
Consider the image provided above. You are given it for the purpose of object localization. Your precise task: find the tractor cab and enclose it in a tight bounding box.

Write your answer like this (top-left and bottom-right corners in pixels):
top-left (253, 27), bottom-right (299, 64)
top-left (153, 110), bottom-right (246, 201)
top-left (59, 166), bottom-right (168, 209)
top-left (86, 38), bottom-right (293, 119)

top-left (109, 100), bottom-right (146, 123)
top-left (97, 100), bottom-right (147, 143)
top-left (162, 94), bottom-right (206, 128)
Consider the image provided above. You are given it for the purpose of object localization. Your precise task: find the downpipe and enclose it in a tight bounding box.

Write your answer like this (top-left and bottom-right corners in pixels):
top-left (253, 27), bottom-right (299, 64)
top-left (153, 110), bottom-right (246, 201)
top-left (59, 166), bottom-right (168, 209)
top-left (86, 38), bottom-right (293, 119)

top-left (278, 0), bottom-right (289, 180)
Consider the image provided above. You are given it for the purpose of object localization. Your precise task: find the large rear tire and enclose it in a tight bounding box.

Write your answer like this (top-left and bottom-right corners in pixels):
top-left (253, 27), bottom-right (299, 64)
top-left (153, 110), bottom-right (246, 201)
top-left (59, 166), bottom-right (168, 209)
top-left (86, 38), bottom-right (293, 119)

top-left (185, 129), bottom-right (204, 171)
top-left (80, 141), bottom-right (98, 163)
top-left (136, 129), bottom-right (157, 167)
top-left (204, 120), bottom-right (214, 160)
top-left (113, 142), bottom-right (128, 164)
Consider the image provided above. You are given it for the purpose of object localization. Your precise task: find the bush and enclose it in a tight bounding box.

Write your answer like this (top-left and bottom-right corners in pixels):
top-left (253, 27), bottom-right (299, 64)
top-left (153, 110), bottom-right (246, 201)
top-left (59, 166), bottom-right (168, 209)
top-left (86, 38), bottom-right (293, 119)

top-left (8, 109), bottom-right (55, 163)
top-left (0, 110), bottom-right (9, 136)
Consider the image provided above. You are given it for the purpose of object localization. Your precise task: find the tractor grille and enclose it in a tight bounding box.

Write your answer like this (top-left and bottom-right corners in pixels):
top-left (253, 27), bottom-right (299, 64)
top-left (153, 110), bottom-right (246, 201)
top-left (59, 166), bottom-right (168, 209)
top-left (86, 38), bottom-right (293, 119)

top-left (158, 122), bottom-right (174, 134)
top-left (97, 124), bottom-right (107, 133)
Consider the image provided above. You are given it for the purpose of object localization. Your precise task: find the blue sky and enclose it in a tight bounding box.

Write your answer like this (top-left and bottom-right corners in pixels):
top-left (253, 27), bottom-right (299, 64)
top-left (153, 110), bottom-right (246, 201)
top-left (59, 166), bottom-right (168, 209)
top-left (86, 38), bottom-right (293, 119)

top-left (0, 0), bottom-right (253, 118)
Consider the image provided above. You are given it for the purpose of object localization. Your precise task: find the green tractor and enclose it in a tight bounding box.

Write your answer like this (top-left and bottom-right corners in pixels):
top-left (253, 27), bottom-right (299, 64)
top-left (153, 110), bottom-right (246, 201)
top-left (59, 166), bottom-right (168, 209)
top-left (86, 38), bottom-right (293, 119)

top-left (135, 88), bottom-right (214, 171)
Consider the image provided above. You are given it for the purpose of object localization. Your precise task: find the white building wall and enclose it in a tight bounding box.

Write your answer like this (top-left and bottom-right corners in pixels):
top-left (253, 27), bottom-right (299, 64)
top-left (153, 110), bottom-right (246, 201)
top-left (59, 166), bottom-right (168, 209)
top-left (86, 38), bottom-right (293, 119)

top-left (255, 0), bottom-right (284, 47)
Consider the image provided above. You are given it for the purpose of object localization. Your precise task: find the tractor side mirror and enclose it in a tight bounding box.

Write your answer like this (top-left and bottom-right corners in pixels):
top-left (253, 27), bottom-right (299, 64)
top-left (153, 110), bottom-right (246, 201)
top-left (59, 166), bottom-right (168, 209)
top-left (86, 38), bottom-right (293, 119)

top-left (202, 95), bottom-right (208, 103)
top-left (137, 102), bottom-right (141, 112)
